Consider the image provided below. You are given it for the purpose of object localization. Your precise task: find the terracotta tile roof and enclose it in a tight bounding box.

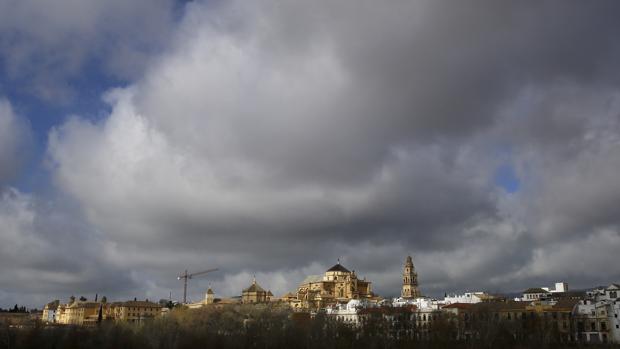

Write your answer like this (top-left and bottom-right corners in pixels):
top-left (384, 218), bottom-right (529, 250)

top-left (442, 303), bottom-right (474, 310)
top-left (550, 299), bottom-right (579, 310)
top-left (68, 301), bottom-right (100, 308)
top-left (473, 301), bottom-right (529, 311)
top-left (119, 301), bottom-right (162, 308)
top-left (523, 288), bottom-right (549, 294)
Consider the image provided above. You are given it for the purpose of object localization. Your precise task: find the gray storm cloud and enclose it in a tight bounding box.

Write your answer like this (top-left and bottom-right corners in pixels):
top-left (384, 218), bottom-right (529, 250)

top-left (0, 188), bottom-right (140, 307)
top-left (0, 98), bottom-right (31, 183)
top-left (4, 0), bottom-right (620, 306)
top-left (0, 0), bottom-right (175, 102)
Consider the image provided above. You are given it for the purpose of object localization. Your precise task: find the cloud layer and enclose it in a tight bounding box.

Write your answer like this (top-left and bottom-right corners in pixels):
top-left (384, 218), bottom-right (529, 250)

top-left (0, 0), bottom-right (175, 102)
top-left (0, 98), bottom-right (31, 183)
top-left (3, 0), bottom-right (620, 306)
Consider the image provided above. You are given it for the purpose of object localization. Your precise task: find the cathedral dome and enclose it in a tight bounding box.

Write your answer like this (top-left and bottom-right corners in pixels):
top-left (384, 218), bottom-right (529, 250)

top-left (326, 263), bottom-right (350, 273)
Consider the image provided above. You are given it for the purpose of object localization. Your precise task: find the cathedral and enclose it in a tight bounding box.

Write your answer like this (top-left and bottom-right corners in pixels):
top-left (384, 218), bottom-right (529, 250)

top-left (242, 278), bottom-right (273, 304)
top-left (295, 261), bottom-right (374, 310)
top-left (401, 255), bottom-right (421, 298)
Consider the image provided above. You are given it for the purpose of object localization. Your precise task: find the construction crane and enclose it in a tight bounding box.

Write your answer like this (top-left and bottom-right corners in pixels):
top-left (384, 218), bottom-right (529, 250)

top-left (177, 268), bottom-right (218, 304)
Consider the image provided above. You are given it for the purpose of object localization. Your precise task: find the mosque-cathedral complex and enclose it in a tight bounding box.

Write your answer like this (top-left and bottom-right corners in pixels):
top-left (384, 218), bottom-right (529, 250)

top-left (187, 256), bottom-right (420, 310)
top-left (292, 261), bottom-right (374, 310)
top-left (40, 256), bottom-right (422, 325)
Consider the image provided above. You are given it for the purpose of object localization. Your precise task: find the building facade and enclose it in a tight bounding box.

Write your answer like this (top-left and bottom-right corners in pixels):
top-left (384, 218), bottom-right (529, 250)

top-left (325, 299), bottom-right (373, 326)
top-left (522, 288), bottom-right (550, 301)
top-left (574, 284), bottom-right (620, 343)
top-left (42, 300), bottom-right (60, 323)
top-left (63, 301), bottom-right (101, 325)
top-left (45, 297), bottom-right (161, 325)
top-left (107, 301), bottom-right (162, 323)
top-left (443, 292), bottom-right (495, 305)
top-left (296, 262), bottom-right (373, 310)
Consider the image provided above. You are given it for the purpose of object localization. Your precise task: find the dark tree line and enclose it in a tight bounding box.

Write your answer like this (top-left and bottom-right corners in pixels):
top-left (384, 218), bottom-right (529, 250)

top-left (0, 305), bottom-right (28, 313)
top-left (1, 305), bottom-right (619, 349)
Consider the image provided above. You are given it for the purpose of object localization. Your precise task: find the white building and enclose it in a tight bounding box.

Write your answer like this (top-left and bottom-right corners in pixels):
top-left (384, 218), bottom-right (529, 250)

top-left (392, 296), bottom-right (441, 310)
top-left (521, 288), bottom-right (550, 301)
top-left (443, 292), bottom-right (487, 305)
top-left (325, 299), bottom-right (374, 326)
top-left (392, 296), bottom-right (442, 335)
top-left (573, 284), bottom-right (620, 344)
top-left (543, 282), bottom-right (569, 293)
top-left (517, 282), bottom-right (569, 301)
top-left (41, 300), bottom-right (59, 324)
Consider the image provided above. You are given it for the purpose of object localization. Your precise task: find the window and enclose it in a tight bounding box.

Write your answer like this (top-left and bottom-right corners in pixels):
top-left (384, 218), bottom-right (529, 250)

top-left (610, 291), bottom-right (617, 299)
top-left (601, 322), bottom-right (606, 331)
top-left (591, 322), bottom-right (596, 331)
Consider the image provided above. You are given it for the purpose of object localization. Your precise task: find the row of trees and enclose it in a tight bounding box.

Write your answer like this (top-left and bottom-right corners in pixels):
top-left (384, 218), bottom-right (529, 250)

top-left (1, 305), bottom-right (619, 349)
top-left (0, 305), bottom-right (29, 313)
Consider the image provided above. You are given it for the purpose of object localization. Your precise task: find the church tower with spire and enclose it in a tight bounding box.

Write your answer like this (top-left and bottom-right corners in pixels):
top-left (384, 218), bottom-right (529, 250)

top-left (205, 286), bottom-right (214, 304)
top-left (401, 255), bottom-right (420, 299)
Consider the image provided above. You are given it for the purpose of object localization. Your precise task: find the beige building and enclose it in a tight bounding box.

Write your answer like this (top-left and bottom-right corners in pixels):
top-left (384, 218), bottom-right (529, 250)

top-left (55, 304), bottom-right (67, 324)
top-left (401, 256), bottom-right (421, 299)
top-left (187, 287), bottom-right (217, 309)
top-left (242, 278), bottom-right (271, 304)
top-left (107, 301), bottom-right (162, 323)
top-left (47, 297), bottom-right (161, 325)
top-left (63, 301), bottom-right (101, 325)
top-left (295, 262), bottom-right (373, 310)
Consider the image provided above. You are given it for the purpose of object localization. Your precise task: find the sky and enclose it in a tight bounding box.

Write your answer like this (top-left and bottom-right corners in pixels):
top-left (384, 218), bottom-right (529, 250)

top-left (1, 0), bottom-right (620, 308)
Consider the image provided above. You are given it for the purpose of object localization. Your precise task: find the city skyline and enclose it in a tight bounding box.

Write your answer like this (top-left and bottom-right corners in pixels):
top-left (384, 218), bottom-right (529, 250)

top-left (2, 0), bottom-right (620, 309)
top-left (19, 257), bottom-right (612, 310)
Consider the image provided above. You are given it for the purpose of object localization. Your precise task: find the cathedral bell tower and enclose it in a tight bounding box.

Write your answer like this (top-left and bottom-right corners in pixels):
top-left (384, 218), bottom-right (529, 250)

top-left (401, 255), bottom-right (420, 299)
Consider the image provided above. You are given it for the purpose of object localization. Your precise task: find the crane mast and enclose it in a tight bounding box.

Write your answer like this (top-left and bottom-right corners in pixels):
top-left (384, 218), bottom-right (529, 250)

top-left (177, 268), bottom-right (218, 304)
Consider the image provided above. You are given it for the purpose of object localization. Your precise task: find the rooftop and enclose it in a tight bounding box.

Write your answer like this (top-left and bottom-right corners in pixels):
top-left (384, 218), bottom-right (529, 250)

top-left (442, 303), bottom-right (474, 310)
top-left (523, 288), bottom-right (549, 294)
top-left (117, 301), bottom-right (161, 308)
top-left (327, 263), bottom-right (350, 273)
top-left (243, 281), bottom-right (266, 293)
top-left (300, 275), bottom-right (323, 284)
